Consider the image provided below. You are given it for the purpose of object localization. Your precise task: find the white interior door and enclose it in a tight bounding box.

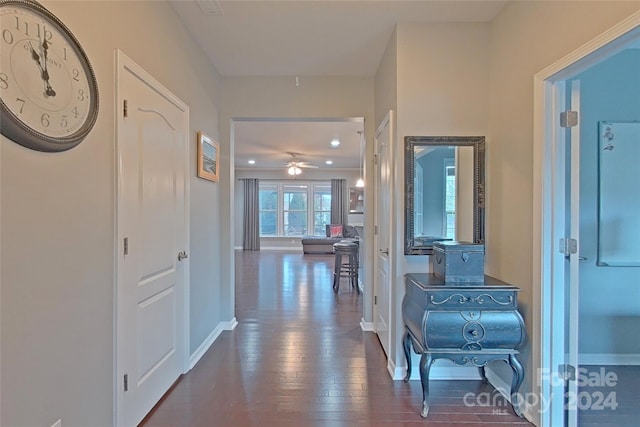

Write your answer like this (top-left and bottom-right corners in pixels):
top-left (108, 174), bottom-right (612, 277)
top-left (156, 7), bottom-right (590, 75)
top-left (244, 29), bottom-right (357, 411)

top-left (374, 111), bottom-right (393, 358)
top-left (548, 79), bottom-right (581, 427)
top-left (116, 51), bottom-right (189, 427)
top-left (564, 80), bottom-right (581, 427)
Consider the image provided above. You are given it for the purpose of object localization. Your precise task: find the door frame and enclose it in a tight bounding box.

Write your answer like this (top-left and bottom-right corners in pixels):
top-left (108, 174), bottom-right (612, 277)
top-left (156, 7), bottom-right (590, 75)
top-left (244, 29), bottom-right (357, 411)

top-left (114, 50), bottom-right (191, 425)
top-left (532, 13), bottom-right (639, 427)
top-left (373, 110), bottom-right (394, 369)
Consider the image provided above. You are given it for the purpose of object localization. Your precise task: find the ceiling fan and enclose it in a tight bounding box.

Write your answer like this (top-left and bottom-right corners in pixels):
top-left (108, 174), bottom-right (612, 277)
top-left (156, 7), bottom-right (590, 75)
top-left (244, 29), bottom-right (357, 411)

top-left (284, 152), bottom-right (317, 175)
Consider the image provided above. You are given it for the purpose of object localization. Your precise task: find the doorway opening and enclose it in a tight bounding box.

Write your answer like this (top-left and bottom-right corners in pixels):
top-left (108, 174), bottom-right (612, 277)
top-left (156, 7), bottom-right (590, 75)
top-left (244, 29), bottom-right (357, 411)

top-left (534, 15), bottom-right (640, 427)
top-left (231, 117), bottom-right (370, 320)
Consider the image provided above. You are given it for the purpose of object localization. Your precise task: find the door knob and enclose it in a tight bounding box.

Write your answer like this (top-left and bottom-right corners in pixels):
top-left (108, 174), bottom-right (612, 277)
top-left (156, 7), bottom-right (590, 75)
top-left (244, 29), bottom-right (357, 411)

top-left (178, 251), bottom-right (188, 261)
top-left (379, 249), bottom-right (389, 255)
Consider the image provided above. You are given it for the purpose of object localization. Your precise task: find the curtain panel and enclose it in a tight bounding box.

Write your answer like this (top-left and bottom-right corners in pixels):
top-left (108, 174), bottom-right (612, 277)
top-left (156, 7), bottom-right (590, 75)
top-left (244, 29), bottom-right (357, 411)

top-left (242, 178), bottom-right (260, 250)
top-left (330, 178), bottom-right (348, 225)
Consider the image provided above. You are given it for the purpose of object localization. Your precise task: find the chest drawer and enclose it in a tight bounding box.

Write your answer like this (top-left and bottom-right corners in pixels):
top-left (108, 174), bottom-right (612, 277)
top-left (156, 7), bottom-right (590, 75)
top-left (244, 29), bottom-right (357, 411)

top-left (426, 289), bottom-right (517, 309)
top-left (422, 310), bottom-right (524, 351)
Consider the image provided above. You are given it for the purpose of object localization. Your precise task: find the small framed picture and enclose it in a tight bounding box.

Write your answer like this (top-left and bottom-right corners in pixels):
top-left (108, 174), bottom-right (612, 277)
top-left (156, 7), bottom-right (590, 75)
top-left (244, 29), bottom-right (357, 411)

top-left (197, 131), bottom-right (219, 182)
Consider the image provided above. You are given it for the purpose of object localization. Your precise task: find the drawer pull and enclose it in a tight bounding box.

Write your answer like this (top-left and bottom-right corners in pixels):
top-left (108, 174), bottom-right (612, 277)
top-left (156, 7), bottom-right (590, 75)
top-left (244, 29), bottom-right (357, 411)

top-left (463, 321), bottom-right (486, 342)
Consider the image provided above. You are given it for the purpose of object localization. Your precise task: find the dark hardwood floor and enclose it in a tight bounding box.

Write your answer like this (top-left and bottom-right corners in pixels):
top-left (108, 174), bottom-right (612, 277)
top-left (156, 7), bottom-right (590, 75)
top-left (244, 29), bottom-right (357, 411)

top-left (141, 250), bottom-right (534, 426)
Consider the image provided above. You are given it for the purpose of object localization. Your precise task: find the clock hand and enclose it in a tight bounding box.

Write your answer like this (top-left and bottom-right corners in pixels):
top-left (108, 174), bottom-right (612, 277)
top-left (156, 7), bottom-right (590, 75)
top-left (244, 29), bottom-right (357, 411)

top-left (41, 39), bottom-right (56, 97)
top-left (29, 42), bottom-right (55, 97)
top-left (29, 42), bottom-right (44, 73)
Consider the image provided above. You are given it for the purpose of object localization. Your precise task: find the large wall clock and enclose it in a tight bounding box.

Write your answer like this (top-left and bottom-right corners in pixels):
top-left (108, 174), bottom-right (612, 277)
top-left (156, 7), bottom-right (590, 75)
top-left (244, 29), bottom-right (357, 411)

top-left (0, 0), bottom-right (99, 152)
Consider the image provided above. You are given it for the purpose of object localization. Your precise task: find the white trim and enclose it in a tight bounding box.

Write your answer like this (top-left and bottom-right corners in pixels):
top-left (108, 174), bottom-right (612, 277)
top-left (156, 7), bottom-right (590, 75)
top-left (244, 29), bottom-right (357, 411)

top-left (360, 319), bottom-right (375, 332)
top-left (484, 366), bottom-right (512, 401)
top-left (484, 366), bottom-right (536, 423)
top-left (394, 356), bottom-right (482, 381)
top-left (260, 246), bottom-right (302, 251)
top-left (578, 353), bottom-right (640, 366)
top-left (225, 317), bottom-right (239, 330)
top-left (535, 12), bottom-right (640, 81)
top-left (235, 246), bottom-right (303, 251)
top-left (533, 12), bottom-right (640, 427)
top-left (189, 318), bottom-right (239, 369)
top-left (189, 324), bottom-right (224, 369)
top-left (387, 356), bottom-right (398, 379)
top-left (373, 110), bottom-right (395, 368)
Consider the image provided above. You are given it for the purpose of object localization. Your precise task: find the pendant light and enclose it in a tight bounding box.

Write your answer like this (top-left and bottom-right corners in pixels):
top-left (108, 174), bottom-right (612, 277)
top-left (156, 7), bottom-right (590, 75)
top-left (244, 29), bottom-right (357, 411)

top-left (355, 130), bottom-right (365, 187)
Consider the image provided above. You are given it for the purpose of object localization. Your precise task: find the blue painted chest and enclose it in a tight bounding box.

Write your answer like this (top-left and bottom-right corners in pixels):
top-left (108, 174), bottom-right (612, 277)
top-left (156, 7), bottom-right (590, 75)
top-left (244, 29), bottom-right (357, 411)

top-left (402, 273), bottom-right (526, 418)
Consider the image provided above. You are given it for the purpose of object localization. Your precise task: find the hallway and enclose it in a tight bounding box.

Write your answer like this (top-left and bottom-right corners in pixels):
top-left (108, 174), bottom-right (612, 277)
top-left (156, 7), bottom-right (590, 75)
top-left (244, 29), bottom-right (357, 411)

top-left (141, 251), bottom-right (532, 426)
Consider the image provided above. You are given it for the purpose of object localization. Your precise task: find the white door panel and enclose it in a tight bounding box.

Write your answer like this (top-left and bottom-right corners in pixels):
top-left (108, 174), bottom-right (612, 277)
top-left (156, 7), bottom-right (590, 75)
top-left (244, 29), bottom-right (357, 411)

top-left (374, 111), bottom-right (394, 358)
top-left (116, 52), bottom-right (189, 427)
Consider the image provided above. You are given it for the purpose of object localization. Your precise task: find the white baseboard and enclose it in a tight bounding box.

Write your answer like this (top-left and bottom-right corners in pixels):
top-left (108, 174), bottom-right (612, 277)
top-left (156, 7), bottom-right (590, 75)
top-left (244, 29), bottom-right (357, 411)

top-left (234, 246), bottom-right (303, 251)
top-left (484, 365), bottom-right (536, 424)
top-left (388, 357), bottom-right (398, 379)
top-left (484, 365), bottom-right (512, 400)
top-left (360, 319), bottom-right (375, 332)
top-left (579, 353), bottom-right (640, 365)
top-left (260, 246), bottom-right (302, 251)
top-left (189, 317), bottom-right (238, 369)
top-left (391, 355), bottom-right (483, 381)
top-left (225, 317), bottom-right (239, 331)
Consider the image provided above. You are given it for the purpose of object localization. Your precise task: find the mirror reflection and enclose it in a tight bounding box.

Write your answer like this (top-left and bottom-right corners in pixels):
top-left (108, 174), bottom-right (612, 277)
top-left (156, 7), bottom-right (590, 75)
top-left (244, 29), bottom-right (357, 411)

top-left (405, 136), bottom-right (485, 255)
top-left (349, 187), bottom-right (364, 213)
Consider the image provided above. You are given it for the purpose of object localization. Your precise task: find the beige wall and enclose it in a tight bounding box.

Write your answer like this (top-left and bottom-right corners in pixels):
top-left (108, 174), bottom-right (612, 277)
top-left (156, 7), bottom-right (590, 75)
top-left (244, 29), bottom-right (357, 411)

top-left (374, 29), bottom-right (398, 128)
top-left (487, 2), bottom-right (639, 421)
top-left (383, 22), bottom-right (492, 374)
top-left (0, 2), bottom-right (225, 426)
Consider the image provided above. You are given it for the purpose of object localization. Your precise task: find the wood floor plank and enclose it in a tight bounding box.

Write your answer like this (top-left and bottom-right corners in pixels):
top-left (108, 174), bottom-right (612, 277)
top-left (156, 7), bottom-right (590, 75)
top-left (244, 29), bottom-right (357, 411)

top-left (141, 251), bottom-right (539, 426)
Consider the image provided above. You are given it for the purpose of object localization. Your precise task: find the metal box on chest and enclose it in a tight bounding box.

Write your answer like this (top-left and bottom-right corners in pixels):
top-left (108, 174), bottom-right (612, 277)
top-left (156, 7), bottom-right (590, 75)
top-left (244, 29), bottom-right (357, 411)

top-left (433, 241), bottom-right (484, 283)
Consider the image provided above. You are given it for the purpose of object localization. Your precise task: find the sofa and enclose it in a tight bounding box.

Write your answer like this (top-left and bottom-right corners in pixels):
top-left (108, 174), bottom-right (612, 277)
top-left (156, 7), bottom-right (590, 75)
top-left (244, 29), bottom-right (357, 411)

top-left (301, 224), bottom-right (359, 254)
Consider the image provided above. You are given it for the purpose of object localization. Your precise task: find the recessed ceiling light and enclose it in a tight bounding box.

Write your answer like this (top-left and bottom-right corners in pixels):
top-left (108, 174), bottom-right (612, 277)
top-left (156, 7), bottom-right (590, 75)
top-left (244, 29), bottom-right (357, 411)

top-left (325, 160), bottom-right (333, 165)
top-left (330, 139), bottom-right (340, 148)
top-left (248, 159), bottom-right (255, 164)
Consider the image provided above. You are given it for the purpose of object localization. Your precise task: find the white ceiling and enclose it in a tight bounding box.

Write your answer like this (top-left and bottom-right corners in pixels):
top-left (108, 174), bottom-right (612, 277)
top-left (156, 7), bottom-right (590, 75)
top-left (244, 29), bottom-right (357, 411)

top-left (169, 0), bottom-right (509, 171)
top-left (234, 119), bottom-right (365, 170)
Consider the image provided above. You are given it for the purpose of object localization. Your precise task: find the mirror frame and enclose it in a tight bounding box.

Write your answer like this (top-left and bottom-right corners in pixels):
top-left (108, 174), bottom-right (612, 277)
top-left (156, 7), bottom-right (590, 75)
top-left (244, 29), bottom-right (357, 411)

top-left (404, 136), bottom-right (485, 255)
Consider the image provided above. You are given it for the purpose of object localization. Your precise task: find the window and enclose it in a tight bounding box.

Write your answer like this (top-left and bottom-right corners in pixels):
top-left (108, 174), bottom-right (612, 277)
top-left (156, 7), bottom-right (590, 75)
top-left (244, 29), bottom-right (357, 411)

top-left (313, 185), bottom-right (331, 235)
top-left (259, 181), bottom-right (331, 237)
top-left (259, 184), bottom-right (278, 236)
top-left (444, 160), bottom-right (456, 238)
top-left (283, 185), bottom-right (308, 236)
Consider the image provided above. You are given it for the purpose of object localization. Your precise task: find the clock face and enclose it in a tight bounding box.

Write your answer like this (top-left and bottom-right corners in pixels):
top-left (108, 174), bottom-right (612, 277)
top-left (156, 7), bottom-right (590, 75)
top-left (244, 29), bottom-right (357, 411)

top-left (0, 0), bottom-right (98, 151)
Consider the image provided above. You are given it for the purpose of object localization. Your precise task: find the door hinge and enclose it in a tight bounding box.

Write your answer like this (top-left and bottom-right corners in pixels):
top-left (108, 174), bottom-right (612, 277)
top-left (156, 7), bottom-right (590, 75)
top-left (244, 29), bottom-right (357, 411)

top-left (560, 110), bottom-right (578, 128)
top-left (124, 374), bottom-right (129, 391)
top-left (123, 100), bottom-right (128, 118)
top-left (123, 237), bottom-right (129, 255)
top-left (374, 295), bottom-right (377, 305)
top-left (559, 364), bottom-right (577, 381)
top-left (374, 225), bottom-right (378, 235)
top-left (560, 238), bottom-right (577, 255)
top-left (374, 154), bottom-right (378, 166)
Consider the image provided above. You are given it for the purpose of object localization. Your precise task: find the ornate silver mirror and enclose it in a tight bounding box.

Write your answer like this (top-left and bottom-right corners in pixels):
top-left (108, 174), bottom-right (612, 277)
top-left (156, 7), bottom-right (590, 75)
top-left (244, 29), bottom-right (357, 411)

top-left (405, 136), bottom-right (485, 255)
